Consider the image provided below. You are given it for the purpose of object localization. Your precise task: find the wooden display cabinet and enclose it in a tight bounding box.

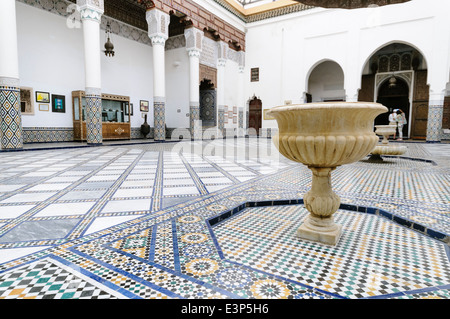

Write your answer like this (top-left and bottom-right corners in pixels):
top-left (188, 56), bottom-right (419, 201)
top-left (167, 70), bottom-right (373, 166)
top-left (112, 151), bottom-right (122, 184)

top-left (72, 90), bottom-right (131, 141)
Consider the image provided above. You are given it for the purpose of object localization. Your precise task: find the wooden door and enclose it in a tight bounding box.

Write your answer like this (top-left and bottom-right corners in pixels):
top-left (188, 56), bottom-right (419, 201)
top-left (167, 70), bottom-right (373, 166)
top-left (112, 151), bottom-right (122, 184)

top-left (358, 74), bottom-right (375, 102)
top-left (410, 102), bottom-right (429, 139)
top-left (249, 98), bottom-right (262, 136)
top-left (411, 70), bottom-right (429, 140)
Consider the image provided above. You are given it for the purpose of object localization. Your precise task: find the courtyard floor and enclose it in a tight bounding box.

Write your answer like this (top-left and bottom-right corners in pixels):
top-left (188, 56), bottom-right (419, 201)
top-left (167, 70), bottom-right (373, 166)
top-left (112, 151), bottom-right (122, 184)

top-left (0, 138), bottom-right (449, 302)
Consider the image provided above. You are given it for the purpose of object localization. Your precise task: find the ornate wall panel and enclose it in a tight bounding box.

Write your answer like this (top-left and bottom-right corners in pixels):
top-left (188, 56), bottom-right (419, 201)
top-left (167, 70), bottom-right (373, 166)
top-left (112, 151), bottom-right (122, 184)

top-left (153, 100), bottom-right (166, 140)
top-left (0, 84), bottom-right (23, 149)
top-left (200, 90), bottom-right (216, 127)
top-left (411, 70), bottom-right (429, 140)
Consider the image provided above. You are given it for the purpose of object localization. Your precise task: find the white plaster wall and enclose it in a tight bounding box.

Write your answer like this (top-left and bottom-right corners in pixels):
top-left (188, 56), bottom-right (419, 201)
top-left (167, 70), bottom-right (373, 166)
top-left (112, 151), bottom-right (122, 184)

top-left (17, 2), bottom-right (84, 128)
top-left (165, 47), bottom-right (190, 128)
top-left (244, 0), bottom-right (450, 129)
top-left (100, 33), bottom-right (153, 129)
top-left (16, 2), bottom-right (155, 130)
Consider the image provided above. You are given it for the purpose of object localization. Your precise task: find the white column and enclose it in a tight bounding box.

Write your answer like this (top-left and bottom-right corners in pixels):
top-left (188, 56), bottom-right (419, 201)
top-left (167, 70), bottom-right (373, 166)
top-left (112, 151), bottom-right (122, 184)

top-left (146, 9), bottom-right (170, 141)
top-left (0, 0), bottom-right (19, 80)
top-left (78, 0), bottom-right (104, 145)
top-left (217, 41), bottom-right (228, 138)
top-left (0, 0), bottom-right (23, 149)
top-left (237, 51), bottom-right (245, 137)
top-left (184, 27), bottom-right (203, 140)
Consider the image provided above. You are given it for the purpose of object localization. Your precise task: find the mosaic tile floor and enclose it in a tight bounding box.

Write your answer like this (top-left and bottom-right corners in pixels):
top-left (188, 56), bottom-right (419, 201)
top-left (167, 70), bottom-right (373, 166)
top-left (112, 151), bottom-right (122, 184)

top-left (0, 138), bottom-right (449, 301)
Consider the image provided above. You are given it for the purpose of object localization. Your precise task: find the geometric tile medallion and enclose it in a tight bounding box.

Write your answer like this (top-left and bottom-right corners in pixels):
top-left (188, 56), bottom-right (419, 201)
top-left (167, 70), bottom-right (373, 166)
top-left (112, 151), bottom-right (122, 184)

top-left (78, 214), bottom-right (335, 299)
top-left (212, 205), bottom-right (450, 299)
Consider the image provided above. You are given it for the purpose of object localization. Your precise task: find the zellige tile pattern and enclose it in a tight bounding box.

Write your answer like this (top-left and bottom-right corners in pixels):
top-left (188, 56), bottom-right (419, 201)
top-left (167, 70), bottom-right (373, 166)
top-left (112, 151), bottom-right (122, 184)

top-left (0, 139), bottom-right (449, 299)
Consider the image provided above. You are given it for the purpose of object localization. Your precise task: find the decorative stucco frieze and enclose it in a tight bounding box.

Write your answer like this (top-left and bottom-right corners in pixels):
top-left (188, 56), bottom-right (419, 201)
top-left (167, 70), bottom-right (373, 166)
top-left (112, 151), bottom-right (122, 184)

top-left (18, 0), bottom-right (152, 46)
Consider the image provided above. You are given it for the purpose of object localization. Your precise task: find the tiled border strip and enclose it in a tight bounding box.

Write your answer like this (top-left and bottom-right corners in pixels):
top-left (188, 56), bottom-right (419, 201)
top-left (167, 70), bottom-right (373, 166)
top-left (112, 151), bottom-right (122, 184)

top-left (381, 155), bottom-right (437, 166)
top-left (207, 199), bottom-right (450, 244)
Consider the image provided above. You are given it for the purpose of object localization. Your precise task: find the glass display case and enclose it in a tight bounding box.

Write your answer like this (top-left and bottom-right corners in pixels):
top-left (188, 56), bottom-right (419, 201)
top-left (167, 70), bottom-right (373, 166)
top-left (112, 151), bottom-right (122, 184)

top-left (72, 91), bottom-right (131, 141)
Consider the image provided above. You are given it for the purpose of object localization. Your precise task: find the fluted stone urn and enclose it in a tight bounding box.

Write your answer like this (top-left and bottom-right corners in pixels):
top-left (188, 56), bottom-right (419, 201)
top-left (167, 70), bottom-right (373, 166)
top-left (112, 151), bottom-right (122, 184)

top-left (369, 125), bottom-right (407, 161)
top-left (267, 102), bottom-right (387, 245)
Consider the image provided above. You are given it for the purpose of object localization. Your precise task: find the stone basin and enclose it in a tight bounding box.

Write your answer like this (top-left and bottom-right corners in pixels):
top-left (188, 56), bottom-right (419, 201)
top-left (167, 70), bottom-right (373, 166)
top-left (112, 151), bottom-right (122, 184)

top-left (267, 102), bottom-right (387, 245)
top-left (369, 125), bottom-right (407, 161)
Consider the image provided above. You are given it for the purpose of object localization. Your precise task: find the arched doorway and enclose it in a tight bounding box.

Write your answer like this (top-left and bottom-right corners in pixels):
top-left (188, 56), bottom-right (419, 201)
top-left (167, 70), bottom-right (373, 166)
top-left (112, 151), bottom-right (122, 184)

top-left (306, 60), bottom-right (345, 102)
top-left (248, 96), bottom-right (262, 136)
top-left (376, 77), bottom-right (410, 138)
top-left (359, 42), bottom-right (429, 140)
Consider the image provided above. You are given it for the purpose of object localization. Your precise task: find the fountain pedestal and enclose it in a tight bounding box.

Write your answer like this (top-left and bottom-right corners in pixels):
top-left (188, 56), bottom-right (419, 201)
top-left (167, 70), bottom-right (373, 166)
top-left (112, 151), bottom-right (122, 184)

top-left (267, 102), bottom-right (387, 245)
top-left (369, 125), bottom-right (407, 161)
top-left (298, 167), bottom-right (342, 244)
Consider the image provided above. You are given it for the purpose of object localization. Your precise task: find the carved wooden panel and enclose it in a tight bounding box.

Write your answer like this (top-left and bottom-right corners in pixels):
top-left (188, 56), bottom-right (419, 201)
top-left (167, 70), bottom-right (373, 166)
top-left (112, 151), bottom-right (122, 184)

top-left (199, 64), bottom-right (217, 88)
top-left (293, 0), bottom-right (411, 9)
top-left (358, 74), bottom-right (375, 102)
top-left (411, 102), bottom-right (429, 139)
top-left (443, 96), bottom-right (450, 129)
top-left (413, 70), bottom-right (429, 102)
top-left (410, 70), bottom-right (429, 139)
top-left (75, 122), bottom-right (131, 140)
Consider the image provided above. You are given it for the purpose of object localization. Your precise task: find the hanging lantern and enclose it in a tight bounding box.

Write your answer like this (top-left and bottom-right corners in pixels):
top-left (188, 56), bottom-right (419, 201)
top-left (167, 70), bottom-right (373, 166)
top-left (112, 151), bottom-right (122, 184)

top-left (104, 22), bottom-right (115, 57)
top-left (388, 75), bottom-right (397, 88)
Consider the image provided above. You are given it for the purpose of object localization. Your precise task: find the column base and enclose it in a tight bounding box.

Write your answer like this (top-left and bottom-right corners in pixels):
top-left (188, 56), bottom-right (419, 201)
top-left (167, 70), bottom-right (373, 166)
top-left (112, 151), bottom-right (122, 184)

top-left (297, 216), bottom-right (342, 246)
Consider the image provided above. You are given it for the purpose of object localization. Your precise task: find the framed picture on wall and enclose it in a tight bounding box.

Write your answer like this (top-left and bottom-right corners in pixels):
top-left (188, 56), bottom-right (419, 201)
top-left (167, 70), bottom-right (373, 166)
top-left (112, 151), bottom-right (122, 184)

top-left (39, 104), bottom-right (49, 111)
top-left (20, 87), bottom-right (34, 115)
top-left (52, 94), bottom-right (65, 113)
top-left (140, 100), bottom-right (149, 112)
top-left (130, 103), bottom-right (134, 116)
top-left (36, 91), bottom-right (50, 103)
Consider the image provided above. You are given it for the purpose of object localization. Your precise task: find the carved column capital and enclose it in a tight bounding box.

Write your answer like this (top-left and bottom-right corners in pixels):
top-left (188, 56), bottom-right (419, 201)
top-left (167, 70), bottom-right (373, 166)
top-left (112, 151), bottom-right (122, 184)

top-left (238, 51), bottom-right (245, 70)
top-left (184, 27), bottom-right (203, 53)
top-left (77, 0), bottom-right (104, 22)
top-left (217, 41), bottom-right (228, 61)
top-left (150, 35), bottom-right (167, 46)
top-left (188, 50), bottom-right (201, 58)
top-left (146, 8), bottom-right (170, 43)
top-left (218, 58), bottom-right (227, 68)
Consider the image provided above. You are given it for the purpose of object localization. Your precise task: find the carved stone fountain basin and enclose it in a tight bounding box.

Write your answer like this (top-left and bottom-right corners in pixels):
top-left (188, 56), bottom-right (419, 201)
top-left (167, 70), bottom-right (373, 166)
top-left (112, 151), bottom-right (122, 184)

top-left (267, 102), bottom-right (387, 245)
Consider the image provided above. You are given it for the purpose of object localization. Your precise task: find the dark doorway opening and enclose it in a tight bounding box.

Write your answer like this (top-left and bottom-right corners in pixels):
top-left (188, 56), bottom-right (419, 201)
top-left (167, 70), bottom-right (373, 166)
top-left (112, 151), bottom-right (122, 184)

top-left (248, 96), bottom-right (262, 136)
top-left (376, 77), bottom-right (410, 139)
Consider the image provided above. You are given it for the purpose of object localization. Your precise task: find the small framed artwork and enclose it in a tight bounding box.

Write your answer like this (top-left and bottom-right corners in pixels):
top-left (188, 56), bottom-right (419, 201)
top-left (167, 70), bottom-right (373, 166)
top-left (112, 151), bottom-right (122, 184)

top-left (20, 87), bottom-right (34, 115)
top-left (52, 94), bottom-right (65, 113)
top-left (140, 100), bottom-right (149, 112)
top-left (251, 67), bottom-right (259, 82)
top-left (36, 91), bottom-right (50, 103)
top-left (39, 104), bottom-right (49, 111)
